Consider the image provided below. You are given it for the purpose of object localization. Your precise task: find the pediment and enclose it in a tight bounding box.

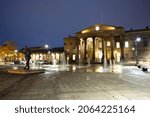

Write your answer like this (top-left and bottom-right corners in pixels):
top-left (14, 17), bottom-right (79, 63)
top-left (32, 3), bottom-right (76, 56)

top-left (76, 24), bottom-right (124, 34)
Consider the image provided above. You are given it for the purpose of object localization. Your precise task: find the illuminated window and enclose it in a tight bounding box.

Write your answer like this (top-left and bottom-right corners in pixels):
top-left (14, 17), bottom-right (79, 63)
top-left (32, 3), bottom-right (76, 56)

top-left (72, 54), bottom-right (76, 60)
top-left (87, 37), bottom-right (92, 42)
top-left (56, 53), bottom-right (59, 60)
top-left (107, 41), bottom-right (111, 46)
top-left (99, 42), bottom-right (102, 48)
top-left (125, 41), bottom-right (129, 48)
top-left (79, 54), bottom-right (81, 59)
top-left (116, 42), bottom-right (120, 48)
top-left (79, 45), bottom-right (80, 50)
top-left (98, 51), bottom-right (103, 59)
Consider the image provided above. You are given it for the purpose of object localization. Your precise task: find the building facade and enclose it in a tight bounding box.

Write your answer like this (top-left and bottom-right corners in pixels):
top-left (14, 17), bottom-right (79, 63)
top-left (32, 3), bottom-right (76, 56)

top-left (64, 36), bottom-right (79, 63)
top-left (20, 47), bottom-right (64, 64)
top-left (64, 24), bottom-right (150, 64)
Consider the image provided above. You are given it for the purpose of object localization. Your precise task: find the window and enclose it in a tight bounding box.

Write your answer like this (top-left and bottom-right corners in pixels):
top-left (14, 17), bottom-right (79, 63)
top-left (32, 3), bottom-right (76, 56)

top-left (79, 54), bottom-right (81, 59)
top-left (72, 54), bottom-right (76, 60)
top-left (107, 41), bottom-right (111, 46)
top-left (116, 42), bottom-right (120, 48)
top-left (125, 41), bottom-right (129, 48)
top-left (144, 40), bottom-right (148, 47)
top-left (99, 42), bottom-right (102, 48)
top-left (79, 45), bottom-right (80, 50)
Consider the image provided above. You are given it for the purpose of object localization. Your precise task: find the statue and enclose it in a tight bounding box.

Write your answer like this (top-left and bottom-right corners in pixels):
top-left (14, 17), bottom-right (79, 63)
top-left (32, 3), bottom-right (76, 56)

top-left (24, 46), bottom-right (31, 70)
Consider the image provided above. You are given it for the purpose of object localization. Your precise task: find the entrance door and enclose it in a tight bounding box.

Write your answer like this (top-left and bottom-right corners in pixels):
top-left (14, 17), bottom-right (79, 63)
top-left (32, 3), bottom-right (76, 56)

top-left (114, 51), bottom-right (121, 62)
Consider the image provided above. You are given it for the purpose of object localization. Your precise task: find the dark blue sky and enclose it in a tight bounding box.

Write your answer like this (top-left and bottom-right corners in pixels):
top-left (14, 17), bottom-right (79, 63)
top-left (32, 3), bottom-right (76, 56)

top-left (0, 0), bottom-right (150, 49)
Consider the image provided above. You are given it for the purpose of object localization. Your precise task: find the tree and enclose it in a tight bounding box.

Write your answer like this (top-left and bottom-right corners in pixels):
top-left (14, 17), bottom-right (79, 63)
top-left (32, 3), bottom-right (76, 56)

top-left (0, 40), bottom-right (17, 62)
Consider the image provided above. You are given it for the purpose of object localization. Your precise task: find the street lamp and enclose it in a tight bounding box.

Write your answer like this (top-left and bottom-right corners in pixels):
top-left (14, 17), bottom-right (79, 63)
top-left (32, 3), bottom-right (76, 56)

top-left (14, 50), bottom-right (18, 60)
top-left (44, 44), bottom-right (49, 49)
top-left (44, 44), bottom-right (49, 62)
top-left (14, 50), bottom-right (18, 53)
top-left (135, 37), bottom-right (141, 65)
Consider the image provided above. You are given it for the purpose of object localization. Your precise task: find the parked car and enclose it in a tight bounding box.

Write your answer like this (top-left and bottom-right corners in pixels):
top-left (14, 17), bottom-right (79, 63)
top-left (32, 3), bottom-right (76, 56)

top-left (137, 61), bottom-right (144, 68)
top-left (140, 61), bottom-right (150, 71)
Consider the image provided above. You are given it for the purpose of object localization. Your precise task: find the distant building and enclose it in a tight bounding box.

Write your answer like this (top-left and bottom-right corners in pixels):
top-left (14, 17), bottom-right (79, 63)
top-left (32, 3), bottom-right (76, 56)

top-left (20, 47), bottom-right (64, 64)
top-left (64, 36), bottom-right (79, 63)
top-left (64, 24), bottom-right (150, 64)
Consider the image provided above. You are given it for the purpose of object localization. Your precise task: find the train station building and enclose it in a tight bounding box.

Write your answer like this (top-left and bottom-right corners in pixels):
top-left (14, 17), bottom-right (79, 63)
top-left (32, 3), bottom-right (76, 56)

top-left (64, 24), bottom-right (150, 64)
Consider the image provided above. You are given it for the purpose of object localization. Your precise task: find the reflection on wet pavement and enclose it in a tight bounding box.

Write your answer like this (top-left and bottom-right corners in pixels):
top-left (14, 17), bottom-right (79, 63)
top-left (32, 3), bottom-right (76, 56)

top-left (0, 64), bottom-right (150, 100)
top-left (40, 64), bottom-right (123, 74)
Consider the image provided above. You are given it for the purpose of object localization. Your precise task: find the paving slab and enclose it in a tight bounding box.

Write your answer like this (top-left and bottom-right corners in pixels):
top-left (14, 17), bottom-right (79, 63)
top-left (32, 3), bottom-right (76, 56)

top-left (0, 65), bottom-right (150, 100)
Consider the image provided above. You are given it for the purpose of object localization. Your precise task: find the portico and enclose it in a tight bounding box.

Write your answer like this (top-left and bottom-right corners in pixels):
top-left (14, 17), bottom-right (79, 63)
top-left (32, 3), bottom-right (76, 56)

top-left (76, 24), bottom-right (125, 64)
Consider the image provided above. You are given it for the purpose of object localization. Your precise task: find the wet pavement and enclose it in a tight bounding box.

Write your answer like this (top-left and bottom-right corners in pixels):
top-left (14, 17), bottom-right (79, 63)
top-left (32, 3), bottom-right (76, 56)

top-left (0, 64), bottom-right (150, 100)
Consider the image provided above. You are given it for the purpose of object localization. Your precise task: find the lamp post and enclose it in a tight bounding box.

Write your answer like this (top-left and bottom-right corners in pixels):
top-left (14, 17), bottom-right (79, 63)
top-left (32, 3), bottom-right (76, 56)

top-left (48, 51), bottom-right (51, 62)
top-left (14, 49), bottom-right (18, 53)
top-left (135, 37), bottom-right (141, 65)
top-left (14, 49), bottom-right (18, 60)
top-left (44, 44), bottom-right (49, 49)
top-left (44, 44), bottom-right (49, 62)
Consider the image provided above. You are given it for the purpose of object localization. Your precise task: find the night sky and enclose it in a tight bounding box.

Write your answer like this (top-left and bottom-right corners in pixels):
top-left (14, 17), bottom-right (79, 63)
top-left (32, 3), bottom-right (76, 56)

top-left (0, 0), bottom-right (150, 49)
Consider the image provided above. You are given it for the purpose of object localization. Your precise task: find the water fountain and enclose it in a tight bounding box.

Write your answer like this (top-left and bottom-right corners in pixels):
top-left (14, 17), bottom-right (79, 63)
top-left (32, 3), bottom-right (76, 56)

top-left (61, 52), bottom-right (66, 66)
top-left (109, 59), bottom-right (114, 72)
top-left (87, 57), bottom-right (91, 66)
top-left (103, 57), bottom-right (107, 70)
top-left (113, 59), bottom-right (116, 66)
top-left (109, 59), bottom-right (112, 67)
top-left (78, 58), bottom-right (83, 68)
top-left (66, 56), bottom-right (69, 66)
top-left (52, 58), bottom-right (57, 66)
top-left (60, 52), bottom-right (70, 71)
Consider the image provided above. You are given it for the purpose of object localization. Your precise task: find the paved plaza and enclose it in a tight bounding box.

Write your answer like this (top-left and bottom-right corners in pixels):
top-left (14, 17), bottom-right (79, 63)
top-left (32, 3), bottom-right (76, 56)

top-left (0, 64), bottom-right (150, 100)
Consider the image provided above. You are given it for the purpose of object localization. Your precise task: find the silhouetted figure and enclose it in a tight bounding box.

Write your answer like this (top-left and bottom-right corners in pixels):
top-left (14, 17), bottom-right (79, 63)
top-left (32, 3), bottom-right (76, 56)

top-left (24, 46), bottom-right (31, 70)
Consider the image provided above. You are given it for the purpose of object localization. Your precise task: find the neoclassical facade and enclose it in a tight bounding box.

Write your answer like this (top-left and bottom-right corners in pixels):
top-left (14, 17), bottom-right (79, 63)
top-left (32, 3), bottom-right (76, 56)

top-left (20, 47), bottom-right (64, 64)
top-left (64, 24), bottom-right (150, 64)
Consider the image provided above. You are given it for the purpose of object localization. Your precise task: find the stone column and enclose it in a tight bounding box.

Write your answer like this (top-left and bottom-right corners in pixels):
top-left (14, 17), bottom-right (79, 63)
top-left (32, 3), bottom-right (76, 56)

top-left (102, 37), bottom-right (105, 64)
top-left (84, 38), bottom-right (87, 63)
top-left (76, 46), bottom-right (79, 63)
top-left (59, 53), bottom-right (61, 63)
top-left (76, 39), bottom-right (79, 63)
top-left (92, 37), bottom-right (95, 63)
top-left (120, 35), bottom-right (125, 62)
top-left (111, 37), bottom-right (115, 63)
